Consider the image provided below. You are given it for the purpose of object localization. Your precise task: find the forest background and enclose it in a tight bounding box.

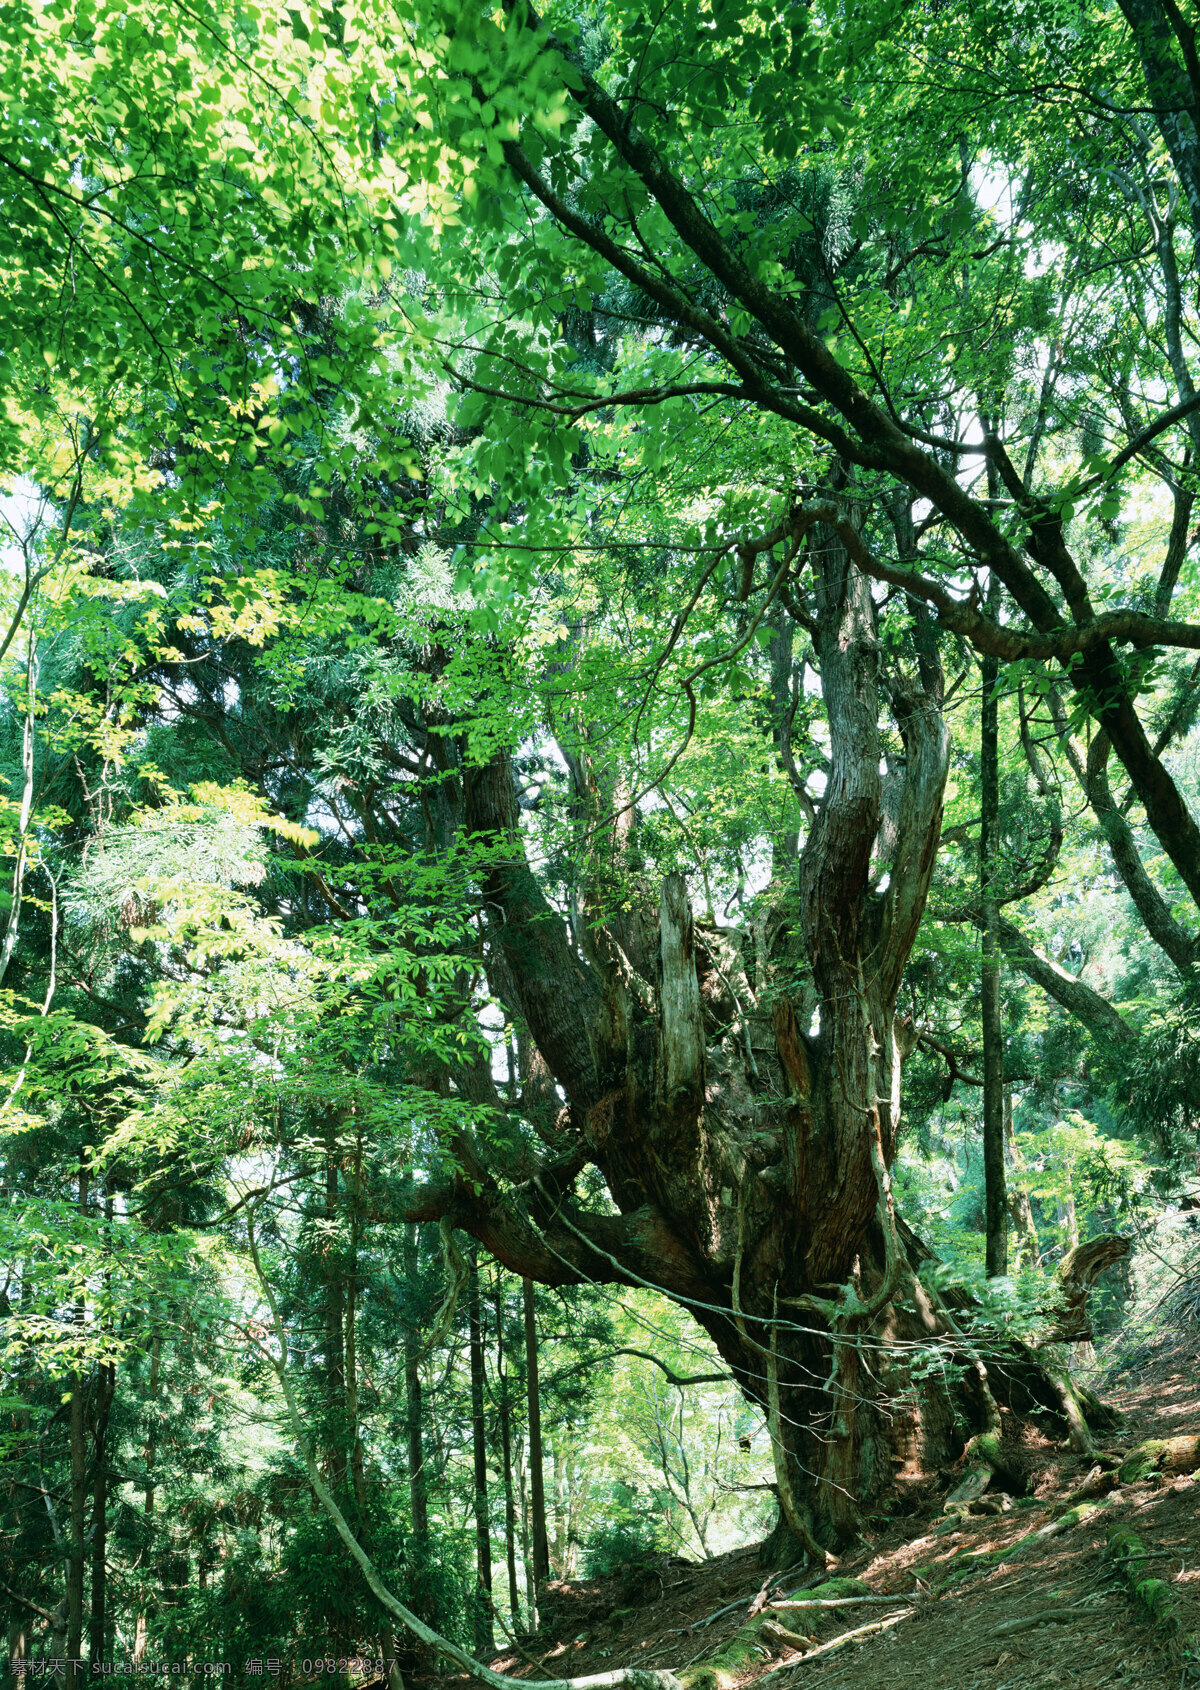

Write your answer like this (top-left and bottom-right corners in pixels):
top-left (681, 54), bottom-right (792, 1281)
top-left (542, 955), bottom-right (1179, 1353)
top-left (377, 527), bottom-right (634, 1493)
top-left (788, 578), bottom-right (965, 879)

top-left (1, 0), bottom-right (1200, 1680)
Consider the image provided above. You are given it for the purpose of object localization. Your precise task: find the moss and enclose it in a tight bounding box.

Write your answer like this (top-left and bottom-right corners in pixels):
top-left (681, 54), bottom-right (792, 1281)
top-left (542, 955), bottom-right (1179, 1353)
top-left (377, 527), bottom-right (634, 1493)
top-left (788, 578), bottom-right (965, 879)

top-left (683, 1613), bottom-right (771, 1686)
top-left (1107, 1524), bottom-right (1179, 1634)
top-left (1134, 1577), bottom-right (1177, 1623)
top-left (1106, 1525), bottom-right (1143, 1561)
top-left (804, 1578), bottom-right (871, 1601)
top-left (679, 1668), bottom-right (732, 1690)
top-left (931, 1548), bottom-right (1004, 1584)
top-left (969, 1432), bottom-right (1005, 1470)
top-left (1117, 1435), bottom-right (1200, 1485)
top-left (1054, 1501), bottom-right (1102, 1530)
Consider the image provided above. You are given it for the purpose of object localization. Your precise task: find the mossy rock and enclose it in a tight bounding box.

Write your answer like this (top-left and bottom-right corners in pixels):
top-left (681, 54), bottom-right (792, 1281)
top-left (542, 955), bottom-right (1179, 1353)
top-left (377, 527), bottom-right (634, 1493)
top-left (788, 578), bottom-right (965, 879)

top-left (1117, 1434), bottom-right (1200, 1485)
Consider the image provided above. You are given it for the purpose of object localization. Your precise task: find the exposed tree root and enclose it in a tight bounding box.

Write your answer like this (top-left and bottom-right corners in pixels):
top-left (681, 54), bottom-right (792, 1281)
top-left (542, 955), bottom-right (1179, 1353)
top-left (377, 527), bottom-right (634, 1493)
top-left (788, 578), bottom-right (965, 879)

top-left (751, 1609), bottom-right (916, 1679)
top-left (1117, 1435), bottom-right (1200, 1484)
top-left (1107, 1526), bottom-right (1180, 1634)
top-left (991, 1607), bottom-right (1081, 1637)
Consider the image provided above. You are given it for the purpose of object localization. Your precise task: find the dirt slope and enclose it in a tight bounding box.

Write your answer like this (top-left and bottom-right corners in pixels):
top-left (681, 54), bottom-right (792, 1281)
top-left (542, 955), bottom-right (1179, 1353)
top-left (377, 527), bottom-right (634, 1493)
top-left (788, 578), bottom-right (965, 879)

top-left (488, 1362), bottom-right (1200, 1690)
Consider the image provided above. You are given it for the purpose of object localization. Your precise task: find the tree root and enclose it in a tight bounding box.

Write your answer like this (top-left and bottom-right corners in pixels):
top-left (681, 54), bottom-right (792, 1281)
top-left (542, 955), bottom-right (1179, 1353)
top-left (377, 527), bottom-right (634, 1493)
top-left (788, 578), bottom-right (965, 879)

top-left (1005, 1496), bottom-right (1117, 1558)
top-left (1053, 1463), bottom-right (1118, 1512)
top-left (750, 1610), bottom-right (916, 1681)
top-left (1117, 1435), bottom-right (1200, 1485)
top-left (1107, 1525), bottom-right (1179, 1634)
top-left (991, 1607), bottom-right (1081, 1637)
top-left (758, 1622), bottom-right (813, 1655)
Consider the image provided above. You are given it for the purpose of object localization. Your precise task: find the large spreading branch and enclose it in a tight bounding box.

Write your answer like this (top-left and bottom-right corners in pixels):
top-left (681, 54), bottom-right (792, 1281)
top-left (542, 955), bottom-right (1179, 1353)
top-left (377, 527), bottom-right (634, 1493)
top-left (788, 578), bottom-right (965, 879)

top-left (478, 10), bottom-right (1200, 910)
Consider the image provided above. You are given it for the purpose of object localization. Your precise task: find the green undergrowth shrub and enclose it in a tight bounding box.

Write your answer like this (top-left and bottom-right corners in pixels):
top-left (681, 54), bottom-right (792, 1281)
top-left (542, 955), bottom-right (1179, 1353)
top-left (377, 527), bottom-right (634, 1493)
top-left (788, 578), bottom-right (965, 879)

top-left (581, 1486), bottom-right (668, 1591)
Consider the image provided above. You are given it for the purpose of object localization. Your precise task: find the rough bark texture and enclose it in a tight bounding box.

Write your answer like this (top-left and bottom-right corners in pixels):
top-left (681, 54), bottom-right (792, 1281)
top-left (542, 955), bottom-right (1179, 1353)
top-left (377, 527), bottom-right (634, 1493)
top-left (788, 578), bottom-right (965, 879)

top-left (376, 474), bottom-right (1137, 1557)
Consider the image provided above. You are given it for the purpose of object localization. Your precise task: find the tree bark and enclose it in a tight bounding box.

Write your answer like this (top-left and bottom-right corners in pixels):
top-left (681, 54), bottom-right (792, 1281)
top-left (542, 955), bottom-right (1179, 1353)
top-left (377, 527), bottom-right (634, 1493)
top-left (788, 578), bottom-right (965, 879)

top-left (325, 1118), bottom-right (346, 1490)
top-left (494, 1276), bottom-right (520, 1624)
top-left (88, 1358), bottom-right (113, 1673)
top-left (522, 1280), bottom-right (550, 1595)
top-left (133, 1331), bottom-right (161, 1665)
top-left (1004, 1091), bottom-right (1039, 1269)
top-left (66, 1162), bottom-right (88, 1689)
top-left (402, 1226), bottom-right (428, 1536)
top-left (468, 1248), bottom-right (494, 1656)
top-left (980, 611), bottom-right (1007, 1277)
top-left (89, 1193), bottom-right (115, 1673)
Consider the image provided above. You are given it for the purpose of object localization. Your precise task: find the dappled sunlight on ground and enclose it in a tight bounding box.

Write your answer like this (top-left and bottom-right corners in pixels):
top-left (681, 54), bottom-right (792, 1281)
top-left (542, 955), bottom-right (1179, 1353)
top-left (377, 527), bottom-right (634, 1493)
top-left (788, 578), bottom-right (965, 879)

top-left (477, 1343), bottom-right (1200, 1690)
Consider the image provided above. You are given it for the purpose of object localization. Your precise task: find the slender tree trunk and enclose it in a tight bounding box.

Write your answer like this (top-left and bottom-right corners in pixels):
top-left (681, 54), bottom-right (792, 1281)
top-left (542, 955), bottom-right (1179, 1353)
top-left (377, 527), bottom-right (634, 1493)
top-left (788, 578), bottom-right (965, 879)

top-left (6, 1620), bottom-right (26, 1681)
top-left (343, 1135), bottom-right (366, 1507)
top-left (1003, 1091), bottom-right (1039, 1267)
top-left (133, 1331), bottom-right (161, 1665)
top-left (980, 579), bottom-right (1007, 1277)
top-left (1058, 1183), bottom-right (1080, 1251)
top-left (345, 1140), bottom-right (405, 1690)
top-left (494, 1277), bottom-right (520, 1625)
top-left (88, 1359), bottom-right (113, 1672)
top-left (66, 1162), bottom-right (88, 1688)
top-left (550, 1440), bottom-right (567, 1579)
top-left (468, 1249), bottom-right (494, 1657)
top-left (89, 1194), bottom-right (115, 1673)
top-left (325, 1119), bottom-right (346, 1490)
top-left (515, 1434), bottom-right (535, 1630)
top-left (402, 1226), bottom-right (428, 1536)
top-left (522, 1279), bottom-right (550, 1597)
top-left (0, 633), bottom-right (39, 991)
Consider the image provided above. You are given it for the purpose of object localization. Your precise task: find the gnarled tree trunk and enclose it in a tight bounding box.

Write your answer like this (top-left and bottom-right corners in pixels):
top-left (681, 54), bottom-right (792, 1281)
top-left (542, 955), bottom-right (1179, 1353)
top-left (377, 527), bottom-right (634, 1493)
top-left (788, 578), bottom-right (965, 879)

top-left (398, 513), bottom-right (1109, 1558)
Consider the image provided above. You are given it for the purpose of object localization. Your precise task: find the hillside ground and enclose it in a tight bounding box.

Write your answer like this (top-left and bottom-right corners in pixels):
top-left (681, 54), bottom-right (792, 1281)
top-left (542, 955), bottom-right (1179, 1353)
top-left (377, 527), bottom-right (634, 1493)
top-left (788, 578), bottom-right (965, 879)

top-left (482, 1342), bottom-right (1200, 1690)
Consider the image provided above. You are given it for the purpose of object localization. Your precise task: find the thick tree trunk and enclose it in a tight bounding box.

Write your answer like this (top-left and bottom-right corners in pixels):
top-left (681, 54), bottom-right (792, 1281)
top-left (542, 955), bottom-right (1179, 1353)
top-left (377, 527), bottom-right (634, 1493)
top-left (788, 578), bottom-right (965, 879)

top-left (395, 526), bottom-right (1115, 1561)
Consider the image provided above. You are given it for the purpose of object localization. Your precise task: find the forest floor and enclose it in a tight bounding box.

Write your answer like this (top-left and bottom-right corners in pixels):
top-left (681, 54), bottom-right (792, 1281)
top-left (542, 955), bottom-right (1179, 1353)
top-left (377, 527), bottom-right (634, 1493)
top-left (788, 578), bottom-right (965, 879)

top-left (483, 1337), bottom-right (1200, 1690)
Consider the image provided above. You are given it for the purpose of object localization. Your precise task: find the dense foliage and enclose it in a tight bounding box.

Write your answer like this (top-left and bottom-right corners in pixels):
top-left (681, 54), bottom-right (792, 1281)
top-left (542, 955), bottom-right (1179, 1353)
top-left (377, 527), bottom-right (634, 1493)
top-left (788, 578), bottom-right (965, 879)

top-left (1, 0), bottom-right (1199, 1677)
